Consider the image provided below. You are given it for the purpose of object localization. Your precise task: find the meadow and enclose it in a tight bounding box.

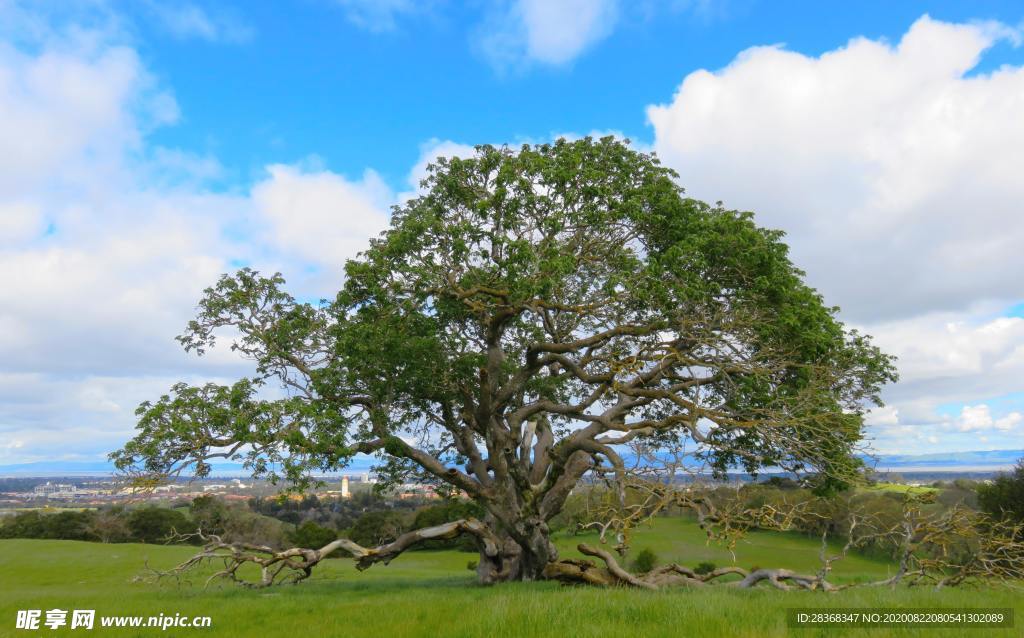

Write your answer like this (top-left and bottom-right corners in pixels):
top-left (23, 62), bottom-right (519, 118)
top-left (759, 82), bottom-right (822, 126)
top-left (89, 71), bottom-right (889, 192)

top-left (1, 517), bottom-right (1020, 637)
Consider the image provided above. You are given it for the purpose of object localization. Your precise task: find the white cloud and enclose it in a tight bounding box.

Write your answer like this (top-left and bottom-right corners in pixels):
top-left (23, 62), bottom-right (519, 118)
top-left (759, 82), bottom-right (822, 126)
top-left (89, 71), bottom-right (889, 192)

top-left (2, 8), bottom-right (1022, 465)
top-left (995, 412), bottom-right (1023, 431)
top-left (332, 0), bottom-right (425, 33)
top-left (478, 0), bottom-right (619, 68)
top-left (0, 201), bottom-right (44, 244)
top-left (955, 405), bottom-right (1022, 432)
top-left (252, 165), bottom-right (392, 267)
top-left (863, 310), bottom-right (1024, 406)
top-left (399, 139), bottom-right (478, 202)
top-left (0, 40), bottom-right (175, 195)
top-left (958, 404), bottom-right (994, 432)
top-left (648, 15), bottom-right (1024, 322)
top-left (0, 14), bottom-right (395, 464)
top-left (865, 405), bottom-right (899, 427)
top-left (647, 15), bottom-right (1024, 456)
top-left (146, 2), bottom-right (254, 43)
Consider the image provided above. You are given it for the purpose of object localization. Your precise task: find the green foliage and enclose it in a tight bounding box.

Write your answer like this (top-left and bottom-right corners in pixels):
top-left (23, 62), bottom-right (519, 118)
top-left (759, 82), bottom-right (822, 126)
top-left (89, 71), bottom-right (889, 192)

top-left (112, 137), bottom-right (897, 534)
top-left (694, 561), bottom-right (717, 575)
top-left (631, 547), bottom-right (659, 573)
top-left (87, 507), bottom-right (131, 543)
top-left (408, 500), bottom-right (485, 550)
top-left (190, 495), bottom-right (230, 535)
top-left (977, 460), bottom-right (1024, 525)
top-left (759, 476), bottom-right (802, 490)
top-left (348, 510), bottom-right (407, 547)
top-left (126, 506), bottom-right (195, 544)
top-left (290, 521), bottom-right (338, 549)
top-left (0, 510), bottom-right (93, 541)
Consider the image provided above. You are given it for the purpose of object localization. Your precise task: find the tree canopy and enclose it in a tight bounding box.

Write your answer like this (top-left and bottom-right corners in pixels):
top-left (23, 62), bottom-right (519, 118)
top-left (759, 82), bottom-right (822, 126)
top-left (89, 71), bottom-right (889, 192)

top-left (113, 137), bottom-right (896, 582)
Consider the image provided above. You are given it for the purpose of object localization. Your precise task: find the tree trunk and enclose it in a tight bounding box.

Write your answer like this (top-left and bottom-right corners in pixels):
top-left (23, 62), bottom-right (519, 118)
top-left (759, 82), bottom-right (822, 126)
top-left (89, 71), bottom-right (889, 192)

top-left (475, 518), bottom-right (558, 584)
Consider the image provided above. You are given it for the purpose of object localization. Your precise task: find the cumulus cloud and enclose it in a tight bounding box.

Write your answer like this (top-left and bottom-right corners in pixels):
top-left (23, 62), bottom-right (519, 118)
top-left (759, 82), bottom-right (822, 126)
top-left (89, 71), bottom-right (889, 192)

top-left (399, 139), bottom-right (478, 202)
top-left (3, 8), bottom-right (1023, 464)
top-left (477, 0), bottom-right (619, 68)
top-left (648, 15), bottom-right (1024, 322)
top-left (253, 165), bottom-right (392, 266)
top-left (0, 17), bottom-right (391, 464)
top-left (864, 310), bottom-right (1024, 406)
top-left (0, 40), bottom-right (176, 195)
top-left (955, 405), bottom-right (1021, 432)
top-left (647, 15), bottom-right (1024, 455)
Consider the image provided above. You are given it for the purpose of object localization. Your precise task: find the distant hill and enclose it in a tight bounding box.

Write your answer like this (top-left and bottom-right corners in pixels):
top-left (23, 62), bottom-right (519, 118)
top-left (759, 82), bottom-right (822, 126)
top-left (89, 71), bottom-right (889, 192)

top-left (1, 449), bottom-right (1019, 478)
top-left (866, 448), bottom-right (1022, 472)
top-left (0, 456), bottom-right (378, 478)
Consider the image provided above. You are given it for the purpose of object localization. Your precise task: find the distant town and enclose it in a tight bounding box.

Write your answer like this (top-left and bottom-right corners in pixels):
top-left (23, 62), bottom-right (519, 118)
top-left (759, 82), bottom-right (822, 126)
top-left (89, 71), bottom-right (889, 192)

top-left (0, 474), bottom-right (446, 515)
top-left (0, 465), bottom-right (1008, 519)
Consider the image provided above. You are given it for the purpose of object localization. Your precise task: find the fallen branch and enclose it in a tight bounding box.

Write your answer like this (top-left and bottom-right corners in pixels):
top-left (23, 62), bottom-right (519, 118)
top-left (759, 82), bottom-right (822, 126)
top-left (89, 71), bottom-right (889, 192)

top-left (139, 519), bottom-right (500, 589)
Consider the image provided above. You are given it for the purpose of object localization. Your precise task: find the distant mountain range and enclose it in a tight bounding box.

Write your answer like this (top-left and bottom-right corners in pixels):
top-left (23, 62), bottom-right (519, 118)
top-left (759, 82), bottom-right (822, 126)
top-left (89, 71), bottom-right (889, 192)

top-left (864, 448), bottom-right (1022, 472)
top-left (0, 449), bottom-right (1019, 478)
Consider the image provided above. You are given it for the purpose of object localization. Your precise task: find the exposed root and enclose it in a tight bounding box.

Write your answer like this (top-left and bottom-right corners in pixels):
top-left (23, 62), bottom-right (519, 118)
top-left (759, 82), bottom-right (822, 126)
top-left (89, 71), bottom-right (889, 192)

top-left (138, 519), bottom-right (500, 589)
top-left (542, 543), bottom-right (833, 591)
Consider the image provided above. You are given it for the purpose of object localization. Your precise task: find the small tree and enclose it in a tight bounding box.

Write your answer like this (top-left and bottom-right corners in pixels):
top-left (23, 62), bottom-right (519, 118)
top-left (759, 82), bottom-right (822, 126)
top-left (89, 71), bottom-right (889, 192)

top-left (290, 521), bottom-right (338, 549)
top-left (632, 548), bottom-right (658, 573)
top-left (978, 460), bottom-right (1024, 526)
top-left (348, 511), bottom-right (406, 547)
top-left (114, 137), bottom-right (895, 585)
top-left (190, 495), bottom-right (230, 535)
top-left (411, 501), bottom-right (485, 550)
top-left (87, 507), bottom-right (131, 543)
top-left (127, 507), bottom-right (194, 544)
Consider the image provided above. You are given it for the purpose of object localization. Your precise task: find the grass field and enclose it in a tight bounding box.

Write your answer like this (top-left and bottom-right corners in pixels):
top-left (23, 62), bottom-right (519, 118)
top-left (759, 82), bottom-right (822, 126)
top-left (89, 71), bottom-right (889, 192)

top-left (1, 517), bottom-right (1020, 637)
top-left (865, 483), bottom-right (939, 495)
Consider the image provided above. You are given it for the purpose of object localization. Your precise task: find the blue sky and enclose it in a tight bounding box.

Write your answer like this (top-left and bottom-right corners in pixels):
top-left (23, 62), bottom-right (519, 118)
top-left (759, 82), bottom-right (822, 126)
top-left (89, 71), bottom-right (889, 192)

top-left (1, 0), bottom-right (1023, 466)
top-left (130, 0), bottom-right (1024, 186)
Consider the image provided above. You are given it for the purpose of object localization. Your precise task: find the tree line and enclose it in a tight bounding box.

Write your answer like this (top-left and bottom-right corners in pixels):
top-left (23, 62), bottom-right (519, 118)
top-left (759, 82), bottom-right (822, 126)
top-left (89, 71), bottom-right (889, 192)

top-left (0, 494), bottom-right (486, 552)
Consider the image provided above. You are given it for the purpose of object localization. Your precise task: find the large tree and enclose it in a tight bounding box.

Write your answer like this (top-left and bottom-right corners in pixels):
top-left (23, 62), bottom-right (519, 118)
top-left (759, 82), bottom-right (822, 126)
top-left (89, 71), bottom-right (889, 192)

top-left (114, 137), bottom-right (896, 584)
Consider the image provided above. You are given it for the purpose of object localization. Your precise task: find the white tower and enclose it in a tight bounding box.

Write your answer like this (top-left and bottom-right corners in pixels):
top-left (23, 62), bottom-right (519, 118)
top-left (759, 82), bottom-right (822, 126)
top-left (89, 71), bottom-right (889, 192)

top-left (341, 475), bottom-right (350, 498)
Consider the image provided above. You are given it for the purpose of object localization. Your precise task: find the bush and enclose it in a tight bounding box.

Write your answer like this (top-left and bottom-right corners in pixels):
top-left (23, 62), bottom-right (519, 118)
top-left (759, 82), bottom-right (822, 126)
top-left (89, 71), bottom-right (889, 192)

top-left (289, 521), bottom-right (337, 549)
top-left (191, 497), bottom-right (289, 548)
top-left (126, 507), bottom-right (194, 543)
top-left (190, 495), bottom-right (230, 535)
top-left (977, 460), bottom-right (1024, 525)
top-left (694, 561), bottom-right (716, 575)
top-left (86, 508), bottom-right (130, 543)
top-left (348, 510), bottom-right (406, 547)
top-left (0, 510), bottom-right (94, 540)
top-left (631, 548), bottom-right (658, 573)
top-left (410, 501), bottom-right (484, 551)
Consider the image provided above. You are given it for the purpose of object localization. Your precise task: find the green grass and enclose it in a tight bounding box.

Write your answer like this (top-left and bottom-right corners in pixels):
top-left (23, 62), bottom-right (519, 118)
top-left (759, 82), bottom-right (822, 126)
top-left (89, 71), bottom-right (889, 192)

top-left (1, 517), bottom-right (1019, 637)
top-left (866, 483), bottom-right (939, 495)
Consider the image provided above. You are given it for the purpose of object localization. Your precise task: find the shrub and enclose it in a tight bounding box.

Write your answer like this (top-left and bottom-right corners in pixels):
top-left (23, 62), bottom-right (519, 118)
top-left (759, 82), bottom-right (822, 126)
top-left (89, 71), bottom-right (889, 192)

top-left (694, 561), bottom-right (717, 575)
top-left (126, 506), bottom-right (194, 543)
top-left (977, 460), bottom-right (1024, 526)
top-left (190, 495), bottom-right (230, 535)
top-left (86, 507), bottom-right (131, 543)
top-left (631, 548), bottom-right (658, 573)
top-left (0, 510), bottom-right (94, 540)
top-left (289, 521), bottom-right (338, 549)
top-left (43, 510), bottom-right (95, 540)
top-left (410, 501), bottom-right (484, 551)
top-left (348, 510), bottom-right (406, 547)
